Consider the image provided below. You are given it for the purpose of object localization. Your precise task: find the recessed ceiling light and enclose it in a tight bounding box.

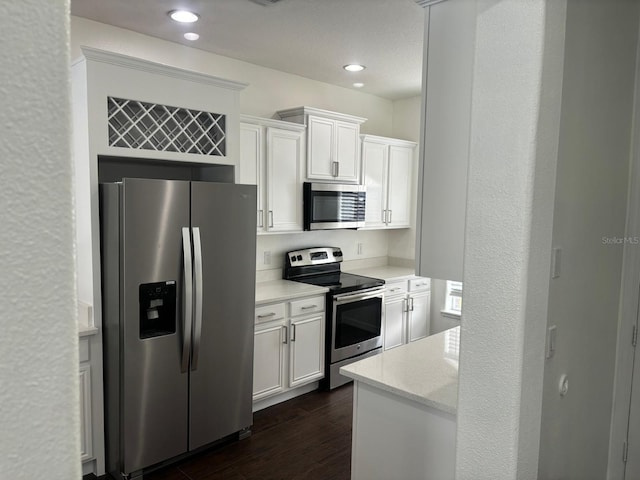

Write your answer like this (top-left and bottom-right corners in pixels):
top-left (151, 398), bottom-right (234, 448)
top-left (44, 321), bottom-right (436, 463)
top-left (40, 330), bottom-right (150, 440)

top-left (344, 64), bottom-right (366, 72)
top-left (184, 32), bottom-right (200, 41)
top-left (353, 83), bottom-right (364, 88)
top-left (169, 10), bottom-right (199, 23)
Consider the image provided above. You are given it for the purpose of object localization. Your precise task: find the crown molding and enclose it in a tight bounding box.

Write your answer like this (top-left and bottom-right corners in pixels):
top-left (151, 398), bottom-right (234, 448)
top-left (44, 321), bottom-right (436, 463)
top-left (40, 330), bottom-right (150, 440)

top-left (76, 46), bottom-right (248, 92)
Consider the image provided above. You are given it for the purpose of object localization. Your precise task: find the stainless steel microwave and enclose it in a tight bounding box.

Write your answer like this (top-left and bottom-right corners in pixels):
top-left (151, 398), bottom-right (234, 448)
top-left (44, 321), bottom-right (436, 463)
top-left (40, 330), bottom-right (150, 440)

top-left (303, 182), bottom-right (366, 230)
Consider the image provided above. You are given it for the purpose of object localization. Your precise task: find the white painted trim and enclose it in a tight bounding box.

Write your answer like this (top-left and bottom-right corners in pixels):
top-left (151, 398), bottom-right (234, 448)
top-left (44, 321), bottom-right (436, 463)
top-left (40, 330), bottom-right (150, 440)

top-left (415, 6), bottom-right (431, 277)
top-left (607, 21), bottom-right (640, 480)
top-left (251, 381), bottom-right (319, 412)
top-left (360, 134), bottom-right (417, 148)
top-left (240, 114), bottom-right (306, 131)
top-left (78, 46), bottom-right (248, 91)
top-left (276, 106), bottom-right (367, 125)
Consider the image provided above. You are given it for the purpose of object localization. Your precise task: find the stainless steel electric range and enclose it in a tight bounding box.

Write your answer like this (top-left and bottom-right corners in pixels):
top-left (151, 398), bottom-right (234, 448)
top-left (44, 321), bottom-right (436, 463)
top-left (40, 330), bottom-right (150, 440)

top-left (284, 247), bottom-right (385, 389)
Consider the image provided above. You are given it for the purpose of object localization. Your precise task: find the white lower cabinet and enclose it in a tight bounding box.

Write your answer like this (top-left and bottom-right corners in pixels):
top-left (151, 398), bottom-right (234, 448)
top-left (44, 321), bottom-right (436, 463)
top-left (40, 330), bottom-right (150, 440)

top-left (289, 314), bottom-right (324, 387)
top-left (253, 322), bottom-right (287, 400)
top-left (253, 295), bottom-right (325, 404)
top-left (383, 277), bottom-right (431, 350)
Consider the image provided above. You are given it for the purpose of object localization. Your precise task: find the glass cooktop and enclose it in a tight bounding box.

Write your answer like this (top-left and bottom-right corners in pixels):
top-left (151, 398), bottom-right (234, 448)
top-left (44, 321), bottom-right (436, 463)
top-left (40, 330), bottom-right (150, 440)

top-left (293, 272), bottom-right (384, 294)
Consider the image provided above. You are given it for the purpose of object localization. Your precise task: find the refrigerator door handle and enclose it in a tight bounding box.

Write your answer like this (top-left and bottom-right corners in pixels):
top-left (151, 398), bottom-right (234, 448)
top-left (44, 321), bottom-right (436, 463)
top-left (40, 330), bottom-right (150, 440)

top-left (191, 226), bottom-right (204, 371)
top-left (181, 227), bottom-right (193, 373)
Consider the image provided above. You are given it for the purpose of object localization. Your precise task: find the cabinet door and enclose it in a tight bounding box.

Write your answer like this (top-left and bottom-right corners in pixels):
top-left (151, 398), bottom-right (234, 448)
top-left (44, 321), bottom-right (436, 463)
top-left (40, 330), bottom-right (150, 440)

top-left (289, 314), bottom-right (325, 387)
top-left (408, 291), bottom-right (431, 343)
top-left (384, 296), bottom-right (407, 350)
top-left (266, 127), bottom-right (303, 232)
top-left (79, 364), bottom-right (93, 462)
top-left (239, 123), bottom-right (265, 231)
top-left (307, 115), bottom-right (335, 180)
top-left (253, 322), bottom-right (287, 401)
top-left (361, 140), bottom-right (388, 228)
top-left (334, 121), bottom-right (360, 182)
top-left (386, 145), bottom-right (414, 228)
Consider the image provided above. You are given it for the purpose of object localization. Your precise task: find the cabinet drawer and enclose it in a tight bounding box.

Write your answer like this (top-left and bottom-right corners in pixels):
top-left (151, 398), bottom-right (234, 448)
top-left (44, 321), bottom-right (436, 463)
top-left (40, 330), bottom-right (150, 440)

top-left (289, 296), bottom-right (325, 317)
top-left (255, 302), bottom-right (286, 324)
top-left (385, 280), bottom-right (408, 297)
top-left (409, 277), bottom-right (431, 292)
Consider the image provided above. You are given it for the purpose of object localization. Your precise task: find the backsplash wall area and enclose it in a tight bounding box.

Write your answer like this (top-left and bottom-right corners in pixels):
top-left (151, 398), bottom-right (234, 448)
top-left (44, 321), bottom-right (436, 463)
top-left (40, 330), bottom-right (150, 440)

top-left (256, 229), bottom-right (392, 280)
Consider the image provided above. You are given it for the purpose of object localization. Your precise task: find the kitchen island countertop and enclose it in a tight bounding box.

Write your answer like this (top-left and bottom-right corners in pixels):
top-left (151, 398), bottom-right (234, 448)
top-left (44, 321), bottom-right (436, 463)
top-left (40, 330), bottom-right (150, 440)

top-left (255, 279), bottom-right (329, 305)
top-left (340, 327), bottom-right (460, 415)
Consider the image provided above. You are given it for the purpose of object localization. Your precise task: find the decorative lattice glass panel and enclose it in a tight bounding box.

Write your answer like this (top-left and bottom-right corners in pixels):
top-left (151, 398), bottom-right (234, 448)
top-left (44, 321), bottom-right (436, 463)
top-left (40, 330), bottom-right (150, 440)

top-left (107, 97), bottom-right (226, 157)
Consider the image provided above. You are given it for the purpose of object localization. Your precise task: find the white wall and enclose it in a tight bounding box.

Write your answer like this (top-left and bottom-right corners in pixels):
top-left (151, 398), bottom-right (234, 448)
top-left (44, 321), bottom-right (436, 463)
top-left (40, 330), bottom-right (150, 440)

top-left (538, 1), bottom-right (639, 478)
top-left (415, 0), bottom-right (475, 283)
top-left (455, 0), bottom-right (566, 478)
top-left (0, 1), bottom-right (80, 479)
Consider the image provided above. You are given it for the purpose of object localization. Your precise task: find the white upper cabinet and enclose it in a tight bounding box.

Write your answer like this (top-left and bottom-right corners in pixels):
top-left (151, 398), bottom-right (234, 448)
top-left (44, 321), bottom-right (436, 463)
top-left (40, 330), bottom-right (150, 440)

top-left (277, 106), bottom-right (366, 184)
top-left (361, 135), bottom-right (417, 229)
top-left (361, 140), bottom-right (389, 228)
top-left (239, 115), bottom-right (305, 234)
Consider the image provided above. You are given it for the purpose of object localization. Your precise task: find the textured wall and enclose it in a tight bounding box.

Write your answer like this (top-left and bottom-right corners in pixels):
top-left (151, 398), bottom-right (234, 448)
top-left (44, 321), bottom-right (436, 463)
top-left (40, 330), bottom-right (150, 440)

top-left (538, 1), bottom-right (639, 478)
top-left (0, 1), bottom-right (79, 478)
top-left (456, 0), bottom-right (566, 478)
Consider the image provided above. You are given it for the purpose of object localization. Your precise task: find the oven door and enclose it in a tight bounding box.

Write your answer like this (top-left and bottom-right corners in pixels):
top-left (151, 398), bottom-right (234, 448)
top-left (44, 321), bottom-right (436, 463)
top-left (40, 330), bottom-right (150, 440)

top-left (331, 287), bottom-right (383, 363)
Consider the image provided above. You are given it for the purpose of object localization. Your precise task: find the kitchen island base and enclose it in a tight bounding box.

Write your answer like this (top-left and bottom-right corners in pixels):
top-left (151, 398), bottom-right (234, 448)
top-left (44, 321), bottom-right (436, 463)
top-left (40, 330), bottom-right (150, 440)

top-left (350, 381), bottom-right (455, 480)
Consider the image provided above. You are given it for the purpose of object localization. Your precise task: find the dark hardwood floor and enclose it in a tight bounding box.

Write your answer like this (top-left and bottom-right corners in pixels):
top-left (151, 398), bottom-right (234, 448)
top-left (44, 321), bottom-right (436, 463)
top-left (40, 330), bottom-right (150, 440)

top-left (95, 384), bottom-right (353, 480)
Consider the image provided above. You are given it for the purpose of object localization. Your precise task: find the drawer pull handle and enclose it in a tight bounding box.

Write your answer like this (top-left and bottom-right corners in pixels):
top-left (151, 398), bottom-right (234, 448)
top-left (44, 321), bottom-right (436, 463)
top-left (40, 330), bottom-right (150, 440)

top-left (257, 312), bottom-right (277, 319)
top-left (282, 326), bottom-right (288, 344)
top-left (390, 288), bottom-right (402, 292)
top-left (301, 305), bottom-right (317, 310)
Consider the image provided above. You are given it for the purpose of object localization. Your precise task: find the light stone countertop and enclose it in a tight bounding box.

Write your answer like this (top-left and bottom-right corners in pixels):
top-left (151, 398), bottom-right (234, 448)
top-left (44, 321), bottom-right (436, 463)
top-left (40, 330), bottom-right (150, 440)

top-left (340, 327), bottom-right (460, 415)
top-left (255, 279), bottom-right (329, 305)
top-left (343, 265), bottom-right (416, 282)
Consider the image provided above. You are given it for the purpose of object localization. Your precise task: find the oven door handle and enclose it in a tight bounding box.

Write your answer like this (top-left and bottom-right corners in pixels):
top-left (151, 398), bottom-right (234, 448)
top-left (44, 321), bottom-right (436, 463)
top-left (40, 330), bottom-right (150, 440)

top-left (333, 288), bottom-right (384, 305)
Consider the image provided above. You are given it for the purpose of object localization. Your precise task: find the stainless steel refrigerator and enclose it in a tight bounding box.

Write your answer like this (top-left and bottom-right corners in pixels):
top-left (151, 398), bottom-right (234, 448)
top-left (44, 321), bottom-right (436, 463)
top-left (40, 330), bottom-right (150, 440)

top-left (100, 178), bottom-right (257, 479)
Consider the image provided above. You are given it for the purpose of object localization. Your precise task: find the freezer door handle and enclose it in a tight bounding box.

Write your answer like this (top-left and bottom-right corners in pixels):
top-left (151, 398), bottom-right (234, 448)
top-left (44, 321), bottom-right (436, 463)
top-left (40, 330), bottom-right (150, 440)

top-left (191, 226), bottom-right (204, 371)
top-left (181, 227), bottom-right (193, 373)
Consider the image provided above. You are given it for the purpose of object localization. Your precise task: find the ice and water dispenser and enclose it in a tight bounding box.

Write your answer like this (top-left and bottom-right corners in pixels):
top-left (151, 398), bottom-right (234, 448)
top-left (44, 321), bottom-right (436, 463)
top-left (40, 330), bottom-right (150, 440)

top-left (139, 281), bottom-right (177, 339)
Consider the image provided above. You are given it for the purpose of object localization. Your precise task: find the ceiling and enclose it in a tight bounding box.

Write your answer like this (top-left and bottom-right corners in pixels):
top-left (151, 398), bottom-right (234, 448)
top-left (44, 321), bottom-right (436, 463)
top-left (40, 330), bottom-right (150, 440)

top-left (70, 0), bottom-right (425, 100)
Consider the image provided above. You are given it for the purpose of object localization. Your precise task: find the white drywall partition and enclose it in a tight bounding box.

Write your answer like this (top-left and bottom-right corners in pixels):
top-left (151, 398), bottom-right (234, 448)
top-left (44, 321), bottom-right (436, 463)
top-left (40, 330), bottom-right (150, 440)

top-left (0, 1), bottom-right (80, 479)
top-left (455, 0), bottom-right (566, 478)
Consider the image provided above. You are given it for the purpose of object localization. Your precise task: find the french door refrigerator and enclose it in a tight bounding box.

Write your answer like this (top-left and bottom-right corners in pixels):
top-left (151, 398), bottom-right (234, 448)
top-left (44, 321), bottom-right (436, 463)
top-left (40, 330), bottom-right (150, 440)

top-left (100, 178), bottom-right (257, 479)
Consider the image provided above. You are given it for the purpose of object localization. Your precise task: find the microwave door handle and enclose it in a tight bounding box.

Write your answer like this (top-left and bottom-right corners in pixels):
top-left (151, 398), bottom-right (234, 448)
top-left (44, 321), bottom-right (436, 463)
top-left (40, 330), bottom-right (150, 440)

top-left (181, 227), bottom-right (193, 373)
top-left (191, 227), bottom-right (204, 371)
